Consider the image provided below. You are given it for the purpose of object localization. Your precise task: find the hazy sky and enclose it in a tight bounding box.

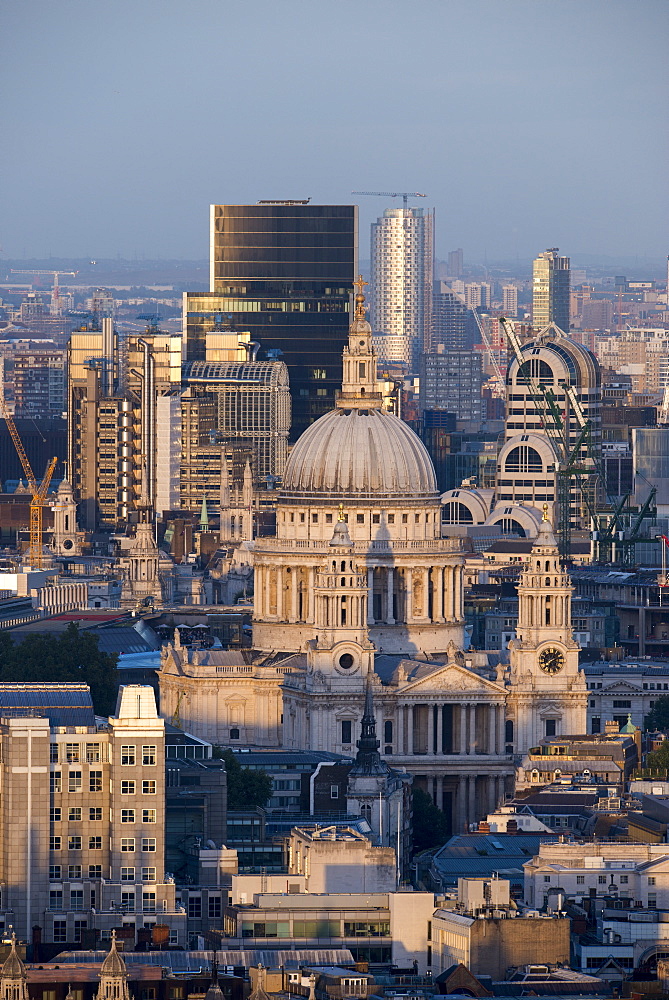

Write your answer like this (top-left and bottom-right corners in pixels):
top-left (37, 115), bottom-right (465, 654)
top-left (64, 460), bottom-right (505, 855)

top-left (1, 0), bottom-right (667, 263)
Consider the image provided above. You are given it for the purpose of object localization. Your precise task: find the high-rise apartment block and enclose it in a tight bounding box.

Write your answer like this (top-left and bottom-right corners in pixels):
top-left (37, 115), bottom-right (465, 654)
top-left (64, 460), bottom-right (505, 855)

top-left (370, 207), bottom-right (433, 368)
top-left (532, 248), bottom-right (570, 331)
top-left (208, 202), bottom-right (356, 438)
top-left (447, 248), bottom-right (464, 277)
top-left (502, 285), bottom-right (518, 317)
top-left (431, 281), bottom-right (475, 350)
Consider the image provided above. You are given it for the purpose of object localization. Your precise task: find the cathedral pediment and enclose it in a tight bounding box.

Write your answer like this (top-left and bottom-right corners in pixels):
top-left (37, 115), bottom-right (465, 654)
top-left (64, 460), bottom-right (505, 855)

top-left (602, 680), bottom-right (642, 693)
top-left (400, 659), bottom-right (505, 695)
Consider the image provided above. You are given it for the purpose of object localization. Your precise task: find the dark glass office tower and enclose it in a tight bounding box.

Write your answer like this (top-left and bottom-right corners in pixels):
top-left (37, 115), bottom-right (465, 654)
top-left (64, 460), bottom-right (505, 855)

top-left (206, 202), bottom-right (357, 439)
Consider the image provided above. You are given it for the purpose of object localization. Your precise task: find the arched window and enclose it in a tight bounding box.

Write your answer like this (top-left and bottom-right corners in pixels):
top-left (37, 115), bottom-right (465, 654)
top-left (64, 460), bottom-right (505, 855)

top-left (505, 719), bottom-right (514, 746)
top-left (230, 728), bottom-right (240, 740)
top-left (517, 358), bottom-right (554, 383)
top-left (441, 501), bottom-right (474, 524)
top-left (497, 518), bottom-right (526, 537)
top-left (504, 445), bottom-right (544, 473)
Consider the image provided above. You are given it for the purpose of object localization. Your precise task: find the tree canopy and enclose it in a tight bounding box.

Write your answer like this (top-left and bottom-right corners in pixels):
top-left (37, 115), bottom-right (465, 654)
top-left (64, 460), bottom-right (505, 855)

top-left (215, 747), bottom-right (273, 810)
top-left (645, 695), bottom-right (669, 732)
top-left (0, 623), bottom-right (119, 716)
top-left (412, 787), bottom-right (449, 853)
top-left (646, 739), bottom-right (669, 773)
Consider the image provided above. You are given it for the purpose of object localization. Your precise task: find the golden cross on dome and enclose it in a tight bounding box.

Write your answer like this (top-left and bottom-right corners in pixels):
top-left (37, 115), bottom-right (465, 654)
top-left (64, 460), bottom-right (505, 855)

top-left (542, 502), bottom-right (549, 521)
top-left (338, 503), bottom-right (346, 522)
top-left (353, 274), bottom-right (368, 296)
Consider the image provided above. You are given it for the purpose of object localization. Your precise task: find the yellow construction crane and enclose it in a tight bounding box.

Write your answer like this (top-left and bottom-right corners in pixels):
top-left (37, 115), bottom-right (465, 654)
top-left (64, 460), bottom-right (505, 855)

top-left (1, 401), bottom-right (57, 568)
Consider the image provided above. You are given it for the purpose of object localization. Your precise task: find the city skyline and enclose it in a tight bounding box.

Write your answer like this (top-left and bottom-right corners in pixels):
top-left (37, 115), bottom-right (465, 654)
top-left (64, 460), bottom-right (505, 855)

top-left (1, 0), bottom-right (667, 261)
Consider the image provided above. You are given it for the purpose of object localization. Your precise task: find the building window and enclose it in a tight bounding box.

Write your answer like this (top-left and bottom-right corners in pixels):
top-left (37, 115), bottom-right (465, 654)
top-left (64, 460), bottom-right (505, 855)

top-left (121, 809), bottom-right (135, 823)
top-left (49, 890), bottom-right (63, 910)
top-left (121, 867), bottom-right (135, 882)
top-left (591, 717), bottom-right (601, 734)
top-left (384, 720), bottom-right (393, 744)
top-left (65, 743), bottom-right (80, 763)
top-left (142, 746), bottom-right (157, 766)
top-left (544, 875), bottom-right (551, 883)
top-left (50, 744), bottom-right (59, 763)
top-left (68, 836), bottom-right (82, 851)
top-left (209, 896), bottom-right (222, 918)
top-left (142, 867), bottom-right (157, 882)
top-left (576, 875), bottom-right (585, 884)
top-left (121, 891), bottom-right (135, 911)
top-left (50, 836), bottom-right (61, 851)
top-left (51, 772), bottom-right (62, 793)
top-left (121, 780), bottom-right (136, 794)
top-left (88, 865), bottom-right (102, 879)
top-left (49, 865), bottom-right (61, 880)
top-left (70, 890), bottom-right (84, 911)
top-left (341, 720), bottom-right (352, 744)
top-left (89, 771), bottom-right (103, 792)
top-left (68, 807), bottom-right (82, 822)
top-left (143, 892), bottom-right (157, 913)
top-left (50, 807), bottom-right (62, 823)
top-left (73, 920), bottom-right (87, 943)
top-left (188, 897), bottom-right (202, 918)
top-left (121, 838), bottom-right (135, 852)
top-left (620, 875), bottom-right (628, 884)
top-left (86, 743), bottom-right (101, 763)
top-left (89, 836), bottom-right (102, 850)
top-left (142, 838), bottom-right (157, 852)
top-left (230, 728), bottom-right (240, 740)
top-left (121, 745), bottom-right (136, 765)
top-left (357, 514), bottom-right (364, 524)
top-left (142, 780), bottom-right (157, 794)
top-left (545, 719), bottom-right (557, 737)
top-left (648, 877), bottom-right (656, 885)
top-left (330, 785), bottom-right (339, 800)
top-left (89, 807), bottom-right (102, 821)
top-left (598, 875), bottom-right (607, 884)
top-left (68, 865), bottom-right (82, 879)
top-left (68, 771), bottom-right (82, 793)
top-left (142, 809), bottom-right (157, 823)
top-left (53, 920), bottom-right (67, 943)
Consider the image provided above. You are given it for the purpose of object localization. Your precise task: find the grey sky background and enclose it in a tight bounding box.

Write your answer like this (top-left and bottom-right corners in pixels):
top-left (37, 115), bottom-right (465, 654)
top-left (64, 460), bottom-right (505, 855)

top-left (1, 0), bottom-right (667, 263)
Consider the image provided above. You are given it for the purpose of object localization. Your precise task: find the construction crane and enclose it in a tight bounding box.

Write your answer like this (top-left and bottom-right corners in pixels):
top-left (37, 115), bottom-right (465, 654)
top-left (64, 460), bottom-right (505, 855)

top-left (471, 311), bottom-right (506, 399)
top-left (0, 400), bottom-right (58, 568)
top-left (10, 269), bottom-right (78, 314)
top-left (352, 191), bottom-right (427, 209)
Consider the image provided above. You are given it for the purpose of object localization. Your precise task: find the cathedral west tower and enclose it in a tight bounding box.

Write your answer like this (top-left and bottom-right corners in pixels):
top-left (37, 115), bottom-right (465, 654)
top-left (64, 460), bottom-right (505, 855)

top-left (506, 509), bottom-right (587, 754)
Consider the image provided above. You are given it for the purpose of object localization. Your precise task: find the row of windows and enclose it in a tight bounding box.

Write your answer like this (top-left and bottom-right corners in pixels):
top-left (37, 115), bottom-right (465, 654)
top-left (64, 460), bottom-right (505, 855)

top-left (51, 773), bottom-right (157, 794)
top-left (51, 836), bottom-right (156, 851)
top-left (49, 864), bottom-right (157, 880)
top-left (285, 510), bottom-right (429, 525)
top-left (52, 807), bottom-right (102, 822)
top-left (240, 919), bottom-right (390, 938)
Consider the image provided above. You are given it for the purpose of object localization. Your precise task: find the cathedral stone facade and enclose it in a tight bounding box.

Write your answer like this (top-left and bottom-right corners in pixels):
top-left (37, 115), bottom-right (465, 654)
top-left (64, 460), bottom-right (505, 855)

top-left (159, 287), bottom-right (588, 834)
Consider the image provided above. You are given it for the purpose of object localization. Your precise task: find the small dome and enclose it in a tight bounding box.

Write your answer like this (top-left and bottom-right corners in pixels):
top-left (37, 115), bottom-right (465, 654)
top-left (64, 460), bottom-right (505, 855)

top-left (282, 406), bottom-right (438, 502)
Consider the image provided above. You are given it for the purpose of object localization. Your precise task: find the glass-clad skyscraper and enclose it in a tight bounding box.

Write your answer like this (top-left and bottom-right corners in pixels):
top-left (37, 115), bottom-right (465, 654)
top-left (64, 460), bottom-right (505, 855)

top-left (532, 248), bottom-right (570, 332)
top-left (205, 202), bottom-right (357, 439)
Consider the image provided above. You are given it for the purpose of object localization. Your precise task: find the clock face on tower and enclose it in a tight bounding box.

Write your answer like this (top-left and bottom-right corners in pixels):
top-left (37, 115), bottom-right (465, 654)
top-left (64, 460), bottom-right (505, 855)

top-left (539, 647), bottom-right (565, 674)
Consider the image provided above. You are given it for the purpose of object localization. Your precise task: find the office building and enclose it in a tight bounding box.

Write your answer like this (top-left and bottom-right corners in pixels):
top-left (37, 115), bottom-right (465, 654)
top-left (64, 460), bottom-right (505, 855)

top-left (532, 248), bottom-right (570, 331)
top-left (419, 349), bottom-right (483, 424)
top-left (370, 207), bottom-right (434, 368)
top-left (208, 202), bottom-right (356, 439)
top-left (0, 684), bottom-right (185, 947)
top-left (502, 284), bottom-right (518, 317)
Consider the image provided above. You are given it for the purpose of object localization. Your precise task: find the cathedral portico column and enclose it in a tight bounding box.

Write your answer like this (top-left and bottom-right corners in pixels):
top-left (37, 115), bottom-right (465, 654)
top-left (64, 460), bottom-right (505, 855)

top-left (386, 567), bottom-right (395, 624)
top-left (497, 706), bottom-right (506, 754)
top-left (486, 775), bottom-right (497, 813)
top-left (290, 568), bottom-right (298, 623)
top-left (488, 704), bottom-right (497, 755)
top-left (437, 704), bottom-right (444, 755)
top-left (496, 774), bottom-right (506, 807)
top-left (467, 776), bottom-right (476, 829)
top-left (396, 705), bottom-right (404, 754)
top-left (407, 704), bottom-right (414, 754)
top-left (367, 568), bottom-right (374, 624)
top-left (422, 567), bottom-right (430, 619)
top-left (468, 704), bottom-right (476, 754)
top-left (459, 704), bottom-right (467, 755)
top-left (436, 777), bottom-right (444, 810)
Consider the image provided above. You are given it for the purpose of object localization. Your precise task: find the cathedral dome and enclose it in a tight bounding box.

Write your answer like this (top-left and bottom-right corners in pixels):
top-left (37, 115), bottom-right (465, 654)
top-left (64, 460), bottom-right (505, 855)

top-left (281, 405), bottom-right (438, 502)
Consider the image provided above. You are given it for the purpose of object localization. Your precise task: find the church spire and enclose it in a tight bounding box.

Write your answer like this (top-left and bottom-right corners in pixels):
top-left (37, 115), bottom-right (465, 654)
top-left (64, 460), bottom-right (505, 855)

top-left (351, 673), bottom-right (383, 773)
